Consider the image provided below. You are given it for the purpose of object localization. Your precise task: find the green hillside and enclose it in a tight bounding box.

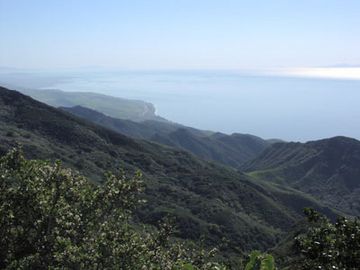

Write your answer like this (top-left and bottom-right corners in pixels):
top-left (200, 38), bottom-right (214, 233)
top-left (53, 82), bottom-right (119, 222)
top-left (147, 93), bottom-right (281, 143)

top-left (61, 105), bottom-right (271, 166)
top-left (18, 88), bottom-right (166, 122)
top-left (242, 137), bottom-right (360, 216)
top-left (0, 86), bottom-right (339, 263)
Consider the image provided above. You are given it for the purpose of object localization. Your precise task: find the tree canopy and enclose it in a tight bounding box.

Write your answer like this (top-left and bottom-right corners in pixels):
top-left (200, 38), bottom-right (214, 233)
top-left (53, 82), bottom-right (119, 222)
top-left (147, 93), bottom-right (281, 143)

top-left (294, 208), bottom-right (360, 270)
top-left (2, 148), bottom-right (359, 269)
top-left (0, 148), bottom-right (226, 269)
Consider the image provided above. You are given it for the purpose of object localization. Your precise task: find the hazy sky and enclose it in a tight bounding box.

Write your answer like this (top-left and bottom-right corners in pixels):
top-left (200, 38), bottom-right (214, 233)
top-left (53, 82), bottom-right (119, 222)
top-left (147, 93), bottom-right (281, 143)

top-left (1, 0), bottom-right (360, 70)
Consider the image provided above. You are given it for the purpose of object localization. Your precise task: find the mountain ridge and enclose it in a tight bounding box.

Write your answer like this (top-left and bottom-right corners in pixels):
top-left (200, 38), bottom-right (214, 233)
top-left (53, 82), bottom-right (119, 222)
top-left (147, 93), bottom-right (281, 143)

top-left (61, 105), bottom-right (272, 167)
top-left (17, 88), bottom-right (167, 122)
top-left (242, 137), bottom-right (360, 216)
top-left (0, 85), bottom-right (340, 259)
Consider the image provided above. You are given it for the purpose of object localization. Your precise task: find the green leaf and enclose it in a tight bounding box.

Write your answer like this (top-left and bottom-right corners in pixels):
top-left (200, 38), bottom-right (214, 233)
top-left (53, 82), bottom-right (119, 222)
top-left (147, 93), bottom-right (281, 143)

top-left (245, 250), bottom-right (261, 270)
top-left (180, 263), bottom-right (196, 270)
top-left (260, 254), bottom-right (275, 270)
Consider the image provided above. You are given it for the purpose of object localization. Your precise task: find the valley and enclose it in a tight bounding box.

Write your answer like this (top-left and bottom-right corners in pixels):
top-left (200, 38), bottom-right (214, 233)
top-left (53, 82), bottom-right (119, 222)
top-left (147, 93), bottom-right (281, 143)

top-left (0, 85), bottom-right (359, 268)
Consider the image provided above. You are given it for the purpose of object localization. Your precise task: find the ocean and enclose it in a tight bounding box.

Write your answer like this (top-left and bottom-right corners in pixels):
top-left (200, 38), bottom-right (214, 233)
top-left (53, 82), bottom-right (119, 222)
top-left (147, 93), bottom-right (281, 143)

top-left (2, 69), bottom-right (360, 141)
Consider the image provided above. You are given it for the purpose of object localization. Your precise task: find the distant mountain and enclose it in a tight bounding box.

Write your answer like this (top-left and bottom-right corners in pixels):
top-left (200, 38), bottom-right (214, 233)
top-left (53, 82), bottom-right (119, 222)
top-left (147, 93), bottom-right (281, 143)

top-left (0, 86), bottom-right (338, 259)
top-left (60, 105), bottom-right (191, 139)
top-left (61, 105), bottom-right (272, 167)
top-left (18, 88), bottom-right (166, 122)
top-left (241, 137), bottom-right (360, 216)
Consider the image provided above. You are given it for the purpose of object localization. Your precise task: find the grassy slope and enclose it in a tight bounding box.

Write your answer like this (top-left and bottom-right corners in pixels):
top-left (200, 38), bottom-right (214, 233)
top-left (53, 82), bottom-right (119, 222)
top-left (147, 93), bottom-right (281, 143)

top-left (61, 105), bottom-right (271, 167)
top-left (0, 86), bottom-right (340, 259)
top-left (18, 88), bottom-right (165, 122)
top-left (241, 138), bottom-right (360, 216)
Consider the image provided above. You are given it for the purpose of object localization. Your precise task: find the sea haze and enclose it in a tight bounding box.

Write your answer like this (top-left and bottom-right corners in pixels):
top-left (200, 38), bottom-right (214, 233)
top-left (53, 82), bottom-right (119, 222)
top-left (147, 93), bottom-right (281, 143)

top-left (1, 69), bottom-right (360, 141)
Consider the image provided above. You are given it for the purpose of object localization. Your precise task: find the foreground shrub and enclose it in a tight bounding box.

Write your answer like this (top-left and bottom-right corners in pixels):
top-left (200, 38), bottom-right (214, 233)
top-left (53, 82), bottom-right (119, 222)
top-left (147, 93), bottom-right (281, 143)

top-left (244, 251), bottom-right (275, 270)
top-left (0, 149), bottom-right (224, 269)
top-left (294, 208), bottom-right (360, 270)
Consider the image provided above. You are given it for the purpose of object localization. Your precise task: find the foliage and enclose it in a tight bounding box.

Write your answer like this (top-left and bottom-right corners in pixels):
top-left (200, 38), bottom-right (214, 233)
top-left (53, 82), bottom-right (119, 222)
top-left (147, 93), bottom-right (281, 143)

top-left (244, 251), bottom-right (275, 270)
top-left (242, 137), bottom-right (360, 217)
top-left (62, 105), bottom-right (270, 168)
top-left (0, 148), bottom-right (225, 269)
top-left (294, 208), bottom-right (360, 270)
top-left (0, 86), bottom-right (342, 264)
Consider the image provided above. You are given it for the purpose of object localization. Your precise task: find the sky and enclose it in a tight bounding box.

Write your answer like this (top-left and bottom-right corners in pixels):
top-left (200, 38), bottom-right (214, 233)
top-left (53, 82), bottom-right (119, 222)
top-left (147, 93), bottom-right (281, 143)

top-left (1, 0), bottom-right (360, 70)
top-left (0, 1), bottom-right (360, 141)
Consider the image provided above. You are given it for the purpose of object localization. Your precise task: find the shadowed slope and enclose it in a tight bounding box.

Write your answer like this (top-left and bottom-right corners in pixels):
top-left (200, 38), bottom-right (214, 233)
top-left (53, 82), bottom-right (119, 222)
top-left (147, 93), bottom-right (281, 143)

top-left (242, 137), bottom-right (360, 215)
top-left (62, 105), bottom-right (271, 167)
top-left (0, 86), bottom-right (339, 257)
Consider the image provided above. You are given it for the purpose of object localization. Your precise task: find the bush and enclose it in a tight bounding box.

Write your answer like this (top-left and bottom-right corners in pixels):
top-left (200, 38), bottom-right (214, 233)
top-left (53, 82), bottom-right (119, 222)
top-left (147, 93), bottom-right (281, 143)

top-left (294, 208), bottom-right (360, 270)
top-left (5, 131), bottom-right (15, 137)
top-left (0, 148), bottom-right (226, 269)
top-left (244, 251), bottom-right (275, 270)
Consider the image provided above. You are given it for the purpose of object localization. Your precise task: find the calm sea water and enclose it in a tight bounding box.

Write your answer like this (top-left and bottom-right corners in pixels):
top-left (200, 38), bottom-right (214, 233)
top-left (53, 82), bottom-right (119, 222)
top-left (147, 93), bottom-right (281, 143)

top-left (3, 70), bottom-right (360, 141)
